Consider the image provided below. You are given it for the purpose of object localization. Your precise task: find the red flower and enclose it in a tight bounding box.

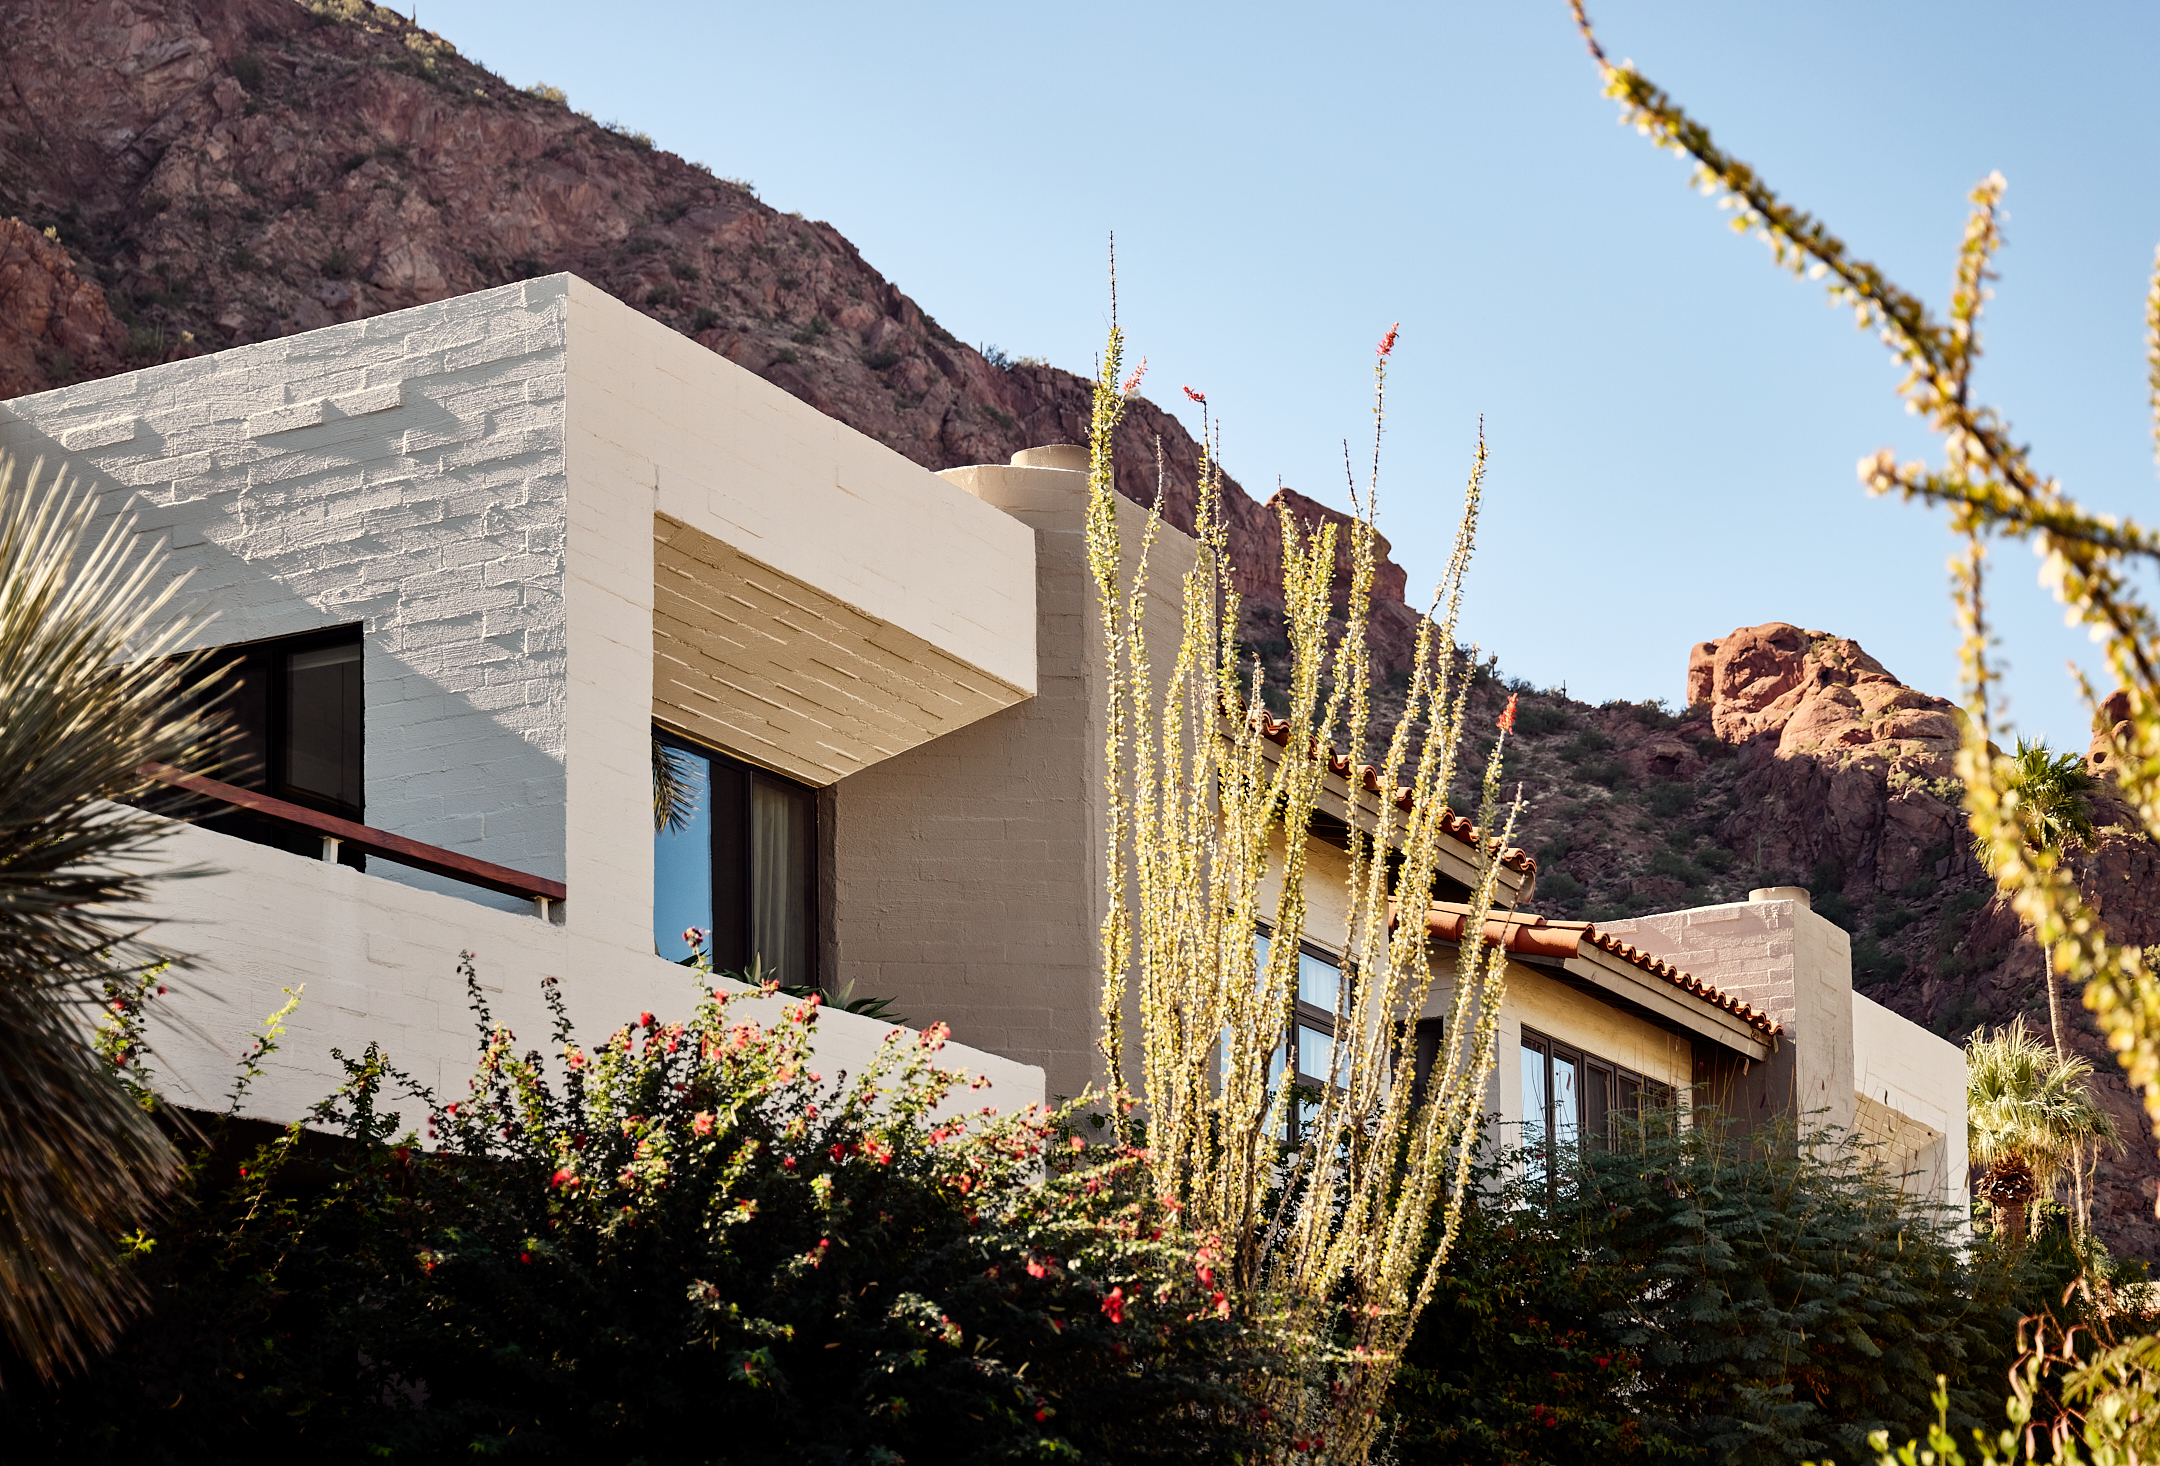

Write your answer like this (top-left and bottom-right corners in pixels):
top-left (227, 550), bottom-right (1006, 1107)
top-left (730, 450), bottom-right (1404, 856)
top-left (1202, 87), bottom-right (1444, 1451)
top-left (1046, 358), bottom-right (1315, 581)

top-left (692, 1111), bottom-right (714, 1136)
top-left (520, 1252), bottom-right (533, 1265)
top-left (1121, 356), bottom-right (1148, 396)
top-left (1182, 385), bottom-right (1206, 404)
top-left (1102, 1286), bottom-right (1127, 1325)
top-left (1376, 322), bottom-right (1399, 358)
top-left (1497, 692), bottom-right (1518, 734)
top-left (1027, 1256), bottom-right (1049, 1279)
top-left (638, 1011), bottom-right (655, 1028)
top-left (551, 1168), bottom-right (578, 1189)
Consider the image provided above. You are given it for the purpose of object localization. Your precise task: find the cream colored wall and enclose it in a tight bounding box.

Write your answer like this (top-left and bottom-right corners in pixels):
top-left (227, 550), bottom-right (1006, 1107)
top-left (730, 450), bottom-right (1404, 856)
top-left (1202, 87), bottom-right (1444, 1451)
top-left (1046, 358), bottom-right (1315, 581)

top-left (827, 451), bottom-right (1192, 1104)
top-left (129, 817), bottom-right (1044, 1128)
top-left (1854, 991), bottom-right (1969, 1214)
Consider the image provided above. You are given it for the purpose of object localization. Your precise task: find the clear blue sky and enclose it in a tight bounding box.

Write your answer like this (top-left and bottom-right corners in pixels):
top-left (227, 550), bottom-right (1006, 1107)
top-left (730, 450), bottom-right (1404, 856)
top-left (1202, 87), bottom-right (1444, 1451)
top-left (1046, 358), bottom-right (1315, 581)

top-left (424, 0), bottom-right (2160, 747)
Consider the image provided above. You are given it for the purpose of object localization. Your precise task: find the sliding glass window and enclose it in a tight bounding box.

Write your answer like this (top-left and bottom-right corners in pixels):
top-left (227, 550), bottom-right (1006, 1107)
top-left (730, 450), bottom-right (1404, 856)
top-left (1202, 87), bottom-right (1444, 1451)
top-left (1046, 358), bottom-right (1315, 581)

top-left (1520, 1027), bottom-right (1675, 1191)
top-left (652, 727), bottom-right (817, 987)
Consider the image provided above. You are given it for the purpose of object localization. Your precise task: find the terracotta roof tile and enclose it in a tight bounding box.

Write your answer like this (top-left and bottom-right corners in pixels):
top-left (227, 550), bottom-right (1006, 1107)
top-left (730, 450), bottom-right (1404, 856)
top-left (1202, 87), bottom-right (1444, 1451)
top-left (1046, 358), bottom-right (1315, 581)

top-left (1251, 713), bottom-right (1537, 876)
top-left (1420, 906), bottom-right (1783, 1042)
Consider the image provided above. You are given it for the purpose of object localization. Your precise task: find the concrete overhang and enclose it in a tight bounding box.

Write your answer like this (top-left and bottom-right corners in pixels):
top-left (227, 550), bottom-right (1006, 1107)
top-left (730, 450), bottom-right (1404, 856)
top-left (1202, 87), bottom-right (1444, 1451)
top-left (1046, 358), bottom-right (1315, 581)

top-left (560, 279), bottom-right (1037, 785)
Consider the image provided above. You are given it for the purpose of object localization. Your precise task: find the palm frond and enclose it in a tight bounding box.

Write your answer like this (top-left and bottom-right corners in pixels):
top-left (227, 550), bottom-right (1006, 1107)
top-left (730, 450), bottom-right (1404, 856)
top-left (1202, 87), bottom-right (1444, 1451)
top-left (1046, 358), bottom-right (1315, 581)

top-left (1967, 1024), bottom-right (2120, 1193)
top-left (652, 737), bottom-right (698, 835)
top-left (0, 455), bottom-right (226, 1382)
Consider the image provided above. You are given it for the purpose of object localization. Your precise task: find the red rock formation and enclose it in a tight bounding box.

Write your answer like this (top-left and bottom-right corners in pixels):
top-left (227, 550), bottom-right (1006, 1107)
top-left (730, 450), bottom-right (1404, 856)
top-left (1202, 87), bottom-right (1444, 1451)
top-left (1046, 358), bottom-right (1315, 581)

top-left (0, 217), bottom-right (132, 397)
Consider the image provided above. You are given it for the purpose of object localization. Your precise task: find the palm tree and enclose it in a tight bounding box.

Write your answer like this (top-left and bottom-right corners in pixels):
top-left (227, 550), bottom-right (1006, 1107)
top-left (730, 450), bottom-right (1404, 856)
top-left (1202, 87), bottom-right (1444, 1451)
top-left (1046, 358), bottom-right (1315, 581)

top-left (0, 455), bottom-right (226, 1381)
top-left (1967, 1024), bottom-right (2119, 1241)
top-left (1978, 738), bottom-right (2098, 1057)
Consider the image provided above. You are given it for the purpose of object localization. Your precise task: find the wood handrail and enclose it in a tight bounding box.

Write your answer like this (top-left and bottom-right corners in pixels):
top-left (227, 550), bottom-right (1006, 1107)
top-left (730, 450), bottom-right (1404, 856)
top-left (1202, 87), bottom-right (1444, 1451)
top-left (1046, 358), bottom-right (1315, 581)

top-left (138, 762), bottom-right (567, 905)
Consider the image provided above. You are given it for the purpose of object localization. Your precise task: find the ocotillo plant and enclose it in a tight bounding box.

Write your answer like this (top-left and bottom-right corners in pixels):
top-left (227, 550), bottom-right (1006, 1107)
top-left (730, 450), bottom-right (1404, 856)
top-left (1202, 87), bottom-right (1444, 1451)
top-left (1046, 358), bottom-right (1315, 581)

top-left (1083, 283), bottom-right (1522, 1461)
top-left (1570, 2), bottom-right (2160, 1450)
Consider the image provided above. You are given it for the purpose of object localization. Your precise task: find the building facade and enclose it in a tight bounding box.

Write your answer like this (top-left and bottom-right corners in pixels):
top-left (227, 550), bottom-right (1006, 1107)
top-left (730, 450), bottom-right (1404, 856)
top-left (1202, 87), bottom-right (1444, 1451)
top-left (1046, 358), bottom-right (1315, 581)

top-left (2, 277), bottom-right (1964, 1211)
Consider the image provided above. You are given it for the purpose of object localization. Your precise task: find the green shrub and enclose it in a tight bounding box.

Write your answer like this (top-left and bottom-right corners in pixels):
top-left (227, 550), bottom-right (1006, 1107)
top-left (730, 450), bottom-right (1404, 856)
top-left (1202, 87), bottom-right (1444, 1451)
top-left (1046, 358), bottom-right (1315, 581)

top-left (1649, 780), bottom-right (1695, 817)
top-left (1561, 729), bottom-right (1613, 764)
top-left (1852, 936), bottom-right (1907, 987)
top-left (1516, 704), bottom-right (1571, 738)
top-left (1539, 871), bottom-right (1586, 905)
top-left (1391, 1121), bottom-right (2033, 1466)
top-left (693, 306), bottom-right (721, 332)
top-left (1582, 757), bottom-right (1629, 789)
top-left (1694, 845), bottom-right (1735, 875)
top-left (1, 962), bottom-right (1259, 1460)
top-left (231, 54), bottom-right (264, 91)
top-left (1650, 849), bottom-right (1703, 886)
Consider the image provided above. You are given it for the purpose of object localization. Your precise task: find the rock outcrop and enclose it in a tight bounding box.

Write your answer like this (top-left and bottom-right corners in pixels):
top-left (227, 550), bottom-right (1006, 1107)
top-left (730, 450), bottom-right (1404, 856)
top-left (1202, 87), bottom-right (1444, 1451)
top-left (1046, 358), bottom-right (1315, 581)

top-left (0, 217), bottom-right (133, 398)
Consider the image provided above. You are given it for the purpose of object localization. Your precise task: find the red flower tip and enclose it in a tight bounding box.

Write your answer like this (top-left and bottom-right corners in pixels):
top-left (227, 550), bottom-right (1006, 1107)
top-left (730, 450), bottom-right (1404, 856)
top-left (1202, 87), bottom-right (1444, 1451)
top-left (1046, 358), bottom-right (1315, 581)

top-left (1102, 1286), bottom-right (1128, 1325)
top-left (520, 1251), bottom-right (533, 1265)
top-left (1497, 693), bottom-right (1518, 734)
top-left (638, 1011), bottom-right (655, 1028)
top-left (551, 1167), bottom-right (577, 1189)
top-left (1121, 355), bottom-right (1148, 396)
top-left (1182, 385), bottom-right (1206, 405)
top-left (1376, 323), bottom-right (1400, 358)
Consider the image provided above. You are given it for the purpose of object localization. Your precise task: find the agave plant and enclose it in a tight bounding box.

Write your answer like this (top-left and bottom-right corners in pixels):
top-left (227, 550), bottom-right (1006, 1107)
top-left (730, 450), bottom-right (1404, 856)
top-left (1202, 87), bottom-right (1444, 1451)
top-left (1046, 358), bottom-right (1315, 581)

top-left (0, 454), bottom-right (225, 1381)
top-left (1967, 1025), bottom-right (2119, 1241)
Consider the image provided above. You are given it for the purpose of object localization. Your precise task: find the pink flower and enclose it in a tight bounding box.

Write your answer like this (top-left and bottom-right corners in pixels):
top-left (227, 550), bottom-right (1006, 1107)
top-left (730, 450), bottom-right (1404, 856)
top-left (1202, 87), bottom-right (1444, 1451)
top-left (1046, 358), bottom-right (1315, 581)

top-left (681, 926), bottom-right (706, 948)
top-left (1376, 322), bottom-right (1399, 358)
top-left (1122, 356), bottom-right (1148, 395)
top-left (1182, 385), bottom-right (1206, 404)
top-left (1101, 1286), bottom-right (1127, 1325)
top-left (692, 1111), bottom-right (714, 1136)
top-left (551, 1168), bottom-right (578, 1189)
top-left (1026, 1256), bottom-right (1049, 1279)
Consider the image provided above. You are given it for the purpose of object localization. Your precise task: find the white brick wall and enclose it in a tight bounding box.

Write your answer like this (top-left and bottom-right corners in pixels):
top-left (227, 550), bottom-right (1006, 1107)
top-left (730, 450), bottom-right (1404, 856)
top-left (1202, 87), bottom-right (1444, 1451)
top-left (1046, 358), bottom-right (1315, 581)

top-left (0, 279), bottom-right (577, 908)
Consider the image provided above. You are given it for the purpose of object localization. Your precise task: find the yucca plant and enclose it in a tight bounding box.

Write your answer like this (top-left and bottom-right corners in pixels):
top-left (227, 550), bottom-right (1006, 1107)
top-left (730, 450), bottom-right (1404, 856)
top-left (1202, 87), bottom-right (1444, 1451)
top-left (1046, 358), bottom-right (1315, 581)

top-left (0, 454), bottom-right (224, 1382)
top-left (1084, 281), bottom-right (1521, 1462)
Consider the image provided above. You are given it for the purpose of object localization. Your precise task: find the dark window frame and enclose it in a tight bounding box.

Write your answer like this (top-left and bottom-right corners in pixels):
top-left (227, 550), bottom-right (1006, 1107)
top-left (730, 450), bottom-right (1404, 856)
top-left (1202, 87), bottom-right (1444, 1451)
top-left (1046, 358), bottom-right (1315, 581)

top-left (652, 724), bottom-right (820, 990)
top-left (1255, 925), bottom-right (1349, 1142)
top-left (157, 624), bottom-right (367, 868)
top-left (1520, 1026), bottom-right (1674, 1191)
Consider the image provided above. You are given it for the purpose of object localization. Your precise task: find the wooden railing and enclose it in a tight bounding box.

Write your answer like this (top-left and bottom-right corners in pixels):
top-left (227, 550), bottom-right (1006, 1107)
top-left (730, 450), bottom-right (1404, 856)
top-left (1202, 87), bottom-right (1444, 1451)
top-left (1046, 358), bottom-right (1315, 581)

top-left (138, 762), bottom-right (566, 916)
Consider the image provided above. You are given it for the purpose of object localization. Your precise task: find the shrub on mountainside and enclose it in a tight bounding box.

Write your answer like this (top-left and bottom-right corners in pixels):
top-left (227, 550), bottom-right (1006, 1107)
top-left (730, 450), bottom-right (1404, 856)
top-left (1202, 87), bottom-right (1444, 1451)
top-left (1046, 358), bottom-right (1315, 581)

top-left (0, 960), bottom-right (1257, 1462)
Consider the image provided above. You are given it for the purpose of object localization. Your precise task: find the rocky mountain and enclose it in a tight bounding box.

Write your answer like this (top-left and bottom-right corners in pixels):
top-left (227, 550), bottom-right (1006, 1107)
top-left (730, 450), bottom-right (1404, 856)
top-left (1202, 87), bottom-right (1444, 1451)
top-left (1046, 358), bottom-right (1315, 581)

top-left (6, 1), bottom-right (2157, 1258)
top-left (1468, 622), bottom-right (2160, 1260)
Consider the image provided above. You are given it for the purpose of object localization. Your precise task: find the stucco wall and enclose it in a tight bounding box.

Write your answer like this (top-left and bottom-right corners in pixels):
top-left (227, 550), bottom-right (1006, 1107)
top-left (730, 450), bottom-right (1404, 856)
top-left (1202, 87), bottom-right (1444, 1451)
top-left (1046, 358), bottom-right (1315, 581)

top-left (1616, 894), bottom-right (1857, 1135)
top-left (827, 452), bottom-right (1189, 1104)
top-left (1854, 991), bottom-right (1970, 1212)
top-left (129, 817), bottom-right (1043, 1128)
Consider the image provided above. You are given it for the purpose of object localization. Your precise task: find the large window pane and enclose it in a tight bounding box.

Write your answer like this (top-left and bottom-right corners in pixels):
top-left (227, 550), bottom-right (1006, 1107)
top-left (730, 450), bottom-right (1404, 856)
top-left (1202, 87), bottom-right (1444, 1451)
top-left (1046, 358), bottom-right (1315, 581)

top-left (1297, 950), bottom-right (1341, 1013)
top-left (284, 641), bottom-right (363, 810)
top-left (1296, 1022), bottom-right (1334, 1084)
top-left (751, 774), bottom-right (812, 985)
top-left (1521, 1039), bottom-right (1548, 1155)
top-left (653, 751), bottom-right (713, 961)
top-left (1552, 1050), bottom-right (1580, 1154)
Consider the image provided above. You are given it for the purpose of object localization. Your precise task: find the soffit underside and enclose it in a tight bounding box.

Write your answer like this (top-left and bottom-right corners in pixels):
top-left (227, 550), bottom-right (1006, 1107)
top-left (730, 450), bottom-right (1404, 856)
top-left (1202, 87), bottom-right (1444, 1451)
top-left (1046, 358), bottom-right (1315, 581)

top-left (654, 514), bottom-right (1029, 786)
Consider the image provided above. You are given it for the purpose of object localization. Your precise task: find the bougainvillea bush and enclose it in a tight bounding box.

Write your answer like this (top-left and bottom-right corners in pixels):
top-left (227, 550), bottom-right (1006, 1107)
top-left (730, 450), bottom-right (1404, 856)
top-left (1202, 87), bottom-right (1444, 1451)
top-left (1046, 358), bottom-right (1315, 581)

top-left (1, 959), bottom-right (1260, 1462)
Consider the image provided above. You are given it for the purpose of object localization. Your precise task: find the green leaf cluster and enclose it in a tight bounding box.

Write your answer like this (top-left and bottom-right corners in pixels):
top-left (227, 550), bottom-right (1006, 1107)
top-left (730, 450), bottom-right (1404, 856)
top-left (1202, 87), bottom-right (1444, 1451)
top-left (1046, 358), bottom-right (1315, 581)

top-left (1, 960), bottom-right (1261, 1462)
